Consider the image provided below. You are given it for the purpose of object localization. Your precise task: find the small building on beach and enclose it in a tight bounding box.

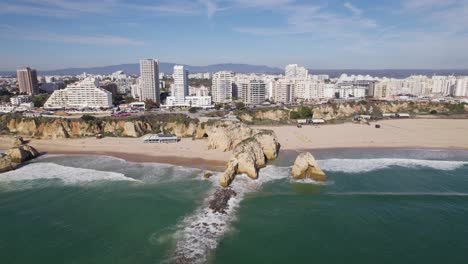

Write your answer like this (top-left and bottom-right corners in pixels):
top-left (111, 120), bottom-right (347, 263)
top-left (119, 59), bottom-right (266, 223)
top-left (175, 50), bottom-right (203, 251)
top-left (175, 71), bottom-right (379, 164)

top-left (143, 134), bottom-right (180, 143)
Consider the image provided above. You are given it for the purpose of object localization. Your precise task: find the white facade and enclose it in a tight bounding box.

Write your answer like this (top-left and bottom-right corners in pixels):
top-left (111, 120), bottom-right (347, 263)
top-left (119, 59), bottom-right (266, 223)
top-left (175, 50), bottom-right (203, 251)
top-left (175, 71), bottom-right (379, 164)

top-left (454, 77), bottom-right (468, 97)
top-left (212, 71), bottom-right (233, 103)
top-left (10, 95), bottom-right (32, 106)
top-left (172, 65), bottom-right (189, 105)
top-left (273, 79), bottom-right (294, 104)
top-left (165, 96), bottom-right (212, 108)
top-left (245, 80), bottom-right (266, 104)
top-left (139, 59), bottom-right (160, 103)
top-left (44, 78), bottom-right (112, 109)
top-left (285, 64), bottom-right (308, 79)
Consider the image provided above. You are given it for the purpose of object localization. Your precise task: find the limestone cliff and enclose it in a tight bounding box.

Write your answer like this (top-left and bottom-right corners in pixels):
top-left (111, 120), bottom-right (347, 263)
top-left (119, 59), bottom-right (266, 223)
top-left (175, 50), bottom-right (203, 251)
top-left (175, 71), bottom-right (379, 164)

top-left (291, 152), bottom-right (326, 182)
top-left (2, 115), bottom-right (201, 139)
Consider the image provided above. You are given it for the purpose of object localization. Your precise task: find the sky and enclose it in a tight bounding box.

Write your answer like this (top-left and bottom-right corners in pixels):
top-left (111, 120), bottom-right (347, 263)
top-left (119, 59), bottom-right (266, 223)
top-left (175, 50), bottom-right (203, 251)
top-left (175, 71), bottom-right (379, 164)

top-left (1, 0), bottom-right (468, 71)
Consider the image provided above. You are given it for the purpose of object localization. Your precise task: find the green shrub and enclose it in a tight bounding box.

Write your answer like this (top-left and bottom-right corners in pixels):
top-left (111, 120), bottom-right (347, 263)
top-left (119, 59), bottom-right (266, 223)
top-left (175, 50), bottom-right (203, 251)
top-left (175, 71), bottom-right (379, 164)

top-left (430, 110), bottom-right (438, 115)
top-left (290, 111), bottom-right (300, 119)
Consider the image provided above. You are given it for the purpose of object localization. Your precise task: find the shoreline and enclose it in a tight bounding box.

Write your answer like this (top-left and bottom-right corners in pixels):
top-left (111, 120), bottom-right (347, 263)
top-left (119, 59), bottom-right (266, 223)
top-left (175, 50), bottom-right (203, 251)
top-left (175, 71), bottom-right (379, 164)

top-left (1, 119), bottom-right (467, 169)
top-left (41, 150), bottom-right (227, 171)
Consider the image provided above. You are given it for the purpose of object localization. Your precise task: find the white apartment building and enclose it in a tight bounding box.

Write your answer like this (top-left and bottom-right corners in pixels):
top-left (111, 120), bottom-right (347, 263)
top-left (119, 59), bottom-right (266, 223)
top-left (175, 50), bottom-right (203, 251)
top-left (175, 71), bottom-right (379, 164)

top-left (285, 64), bottom-right (308, 79)
top-left (241, 80), bottom-right (266, 105)
top-left (273, 78), bottom-right (294, 104)
top-left (323, 84), bottom-right (336, 98)
top-left (432, 76), bottom-right (456, 95)
top-left (44, 78), bottom-right (112, 109)
top-left (303, 81), bottom-right (325, 100)
top-left (373, 81), bottom-right (391, 99)
top-left (212, 71), bottom-right (233, 103)
top-left (454, 77), bottom-right (468, 97)
top-left (171, 65), bottom-right (189, 105)
top-left (10, 95), bottom-right (32, 106)
top-left (139, 59), bottom-right (160, 103)
top-left (165, 96), bottom-right (212, 108)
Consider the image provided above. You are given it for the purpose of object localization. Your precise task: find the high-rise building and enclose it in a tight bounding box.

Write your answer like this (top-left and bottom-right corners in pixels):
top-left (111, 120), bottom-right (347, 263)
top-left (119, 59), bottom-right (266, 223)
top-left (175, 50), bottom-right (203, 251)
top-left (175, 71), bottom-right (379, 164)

top-left (44, 78), bottom-right (112, 109)
top-left (273, 79), bottom-right (294, 104)
top-left (454, 77), bottom-right (468, 97)
top-left (172, 65), bottom-right (189, 105)
top-left (16, 67), bottom-right (39, 95)
top-left (212, 71), bottom-right (233, 103)
top-left (285, 64), bottom-right (308, 79)
top-left (139, 59), bottom-right (160, 104)
top-left (245, 80), bottom-right (266, 105)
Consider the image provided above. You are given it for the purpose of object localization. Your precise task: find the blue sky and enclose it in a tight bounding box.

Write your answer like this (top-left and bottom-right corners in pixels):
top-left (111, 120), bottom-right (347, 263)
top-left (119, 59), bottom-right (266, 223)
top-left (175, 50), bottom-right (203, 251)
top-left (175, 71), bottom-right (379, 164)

top-left (1, 0), bottom-right (468, 70)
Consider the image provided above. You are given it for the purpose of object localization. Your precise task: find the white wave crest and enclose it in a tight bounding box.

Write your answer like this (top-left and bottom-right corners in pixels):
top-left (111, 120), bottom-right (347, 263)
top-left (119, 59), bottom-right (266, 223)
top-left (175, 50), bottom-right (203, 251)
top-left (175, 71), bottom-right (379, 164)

top-left (318, 158), bottom-right (468, 173)
top-left (171, 165), bottom-right (288, 263)
top-left (0, 163), bottom-right (139, 185)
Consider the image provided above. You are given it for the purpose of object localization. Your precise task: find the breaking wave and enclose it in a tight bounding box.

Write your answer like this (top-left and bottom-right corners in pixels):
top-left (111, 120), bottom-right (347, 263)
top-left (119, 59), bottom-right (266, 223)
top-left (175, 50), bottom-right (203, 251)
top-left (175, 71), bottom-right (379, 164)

top-left (0, 163), bottom-right (140, 185)
top-left (318, 158), bottom-right (468, 173)
top-left (170, 165), bottom-right (289, 263)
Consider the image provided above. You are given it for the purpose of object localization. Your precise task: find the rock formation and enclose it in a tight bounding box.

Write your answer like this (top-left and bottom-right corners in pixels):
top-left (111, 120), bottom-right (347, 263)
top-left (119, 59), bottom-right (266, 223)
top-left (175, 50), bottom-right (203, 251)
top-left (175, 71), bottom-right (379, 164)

top-left (206, 122), bottom-right (256, 152)
top-left (219, 130), bottom-right (280, 187)
top-left (208, 188), bottom-right (237, 214)
top-left (0, 140), bottom-right (40, 173)
top-left (291, 152), bottom-right (326, 182)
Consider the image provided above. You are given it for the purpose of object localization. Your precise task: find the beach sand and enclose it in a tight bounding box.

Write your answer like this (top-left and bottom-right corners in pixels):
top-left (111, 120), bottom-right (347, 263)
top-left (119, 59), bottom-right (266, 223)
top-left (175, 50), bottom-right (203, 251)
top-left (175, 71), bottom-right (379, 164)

top-left (257, 119), bottom-right (468, 150)
top-left (1, 119), bottom-right (467, 169)
top-left (0, 136), bottom-right (231, 171)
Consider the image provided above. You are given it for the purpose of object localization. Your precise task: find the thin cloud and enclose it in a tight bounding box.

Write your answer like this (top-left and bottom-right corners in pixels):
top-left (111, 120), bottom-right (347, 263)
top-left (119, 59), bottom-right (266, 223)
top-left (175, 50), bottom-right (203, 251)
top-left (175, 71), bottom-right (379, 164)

top-left (344, 2), bottom-right (363, 16)
top-left (0, 26), bottom-right (144, 46)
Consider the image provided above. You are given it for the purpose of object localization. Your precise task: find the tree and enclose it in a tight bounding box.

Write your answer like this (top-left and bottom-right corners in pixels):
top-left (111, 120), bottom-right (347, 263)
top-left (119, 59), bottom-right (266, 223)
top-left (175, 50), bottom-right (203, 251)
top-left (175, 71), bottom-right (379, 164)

top-left (430, 110), bottom-right (438, 115)
top-left (214, 103), bottom-right (222, 110)
top-left (32, 94), bottom-right (50, 107)
top-left (144, 99), bottom-right (159, 110)
top-left (81, 114), bottom-right (97, 122)
top-left (298, 106), bottom-right (312, 118)
top-left (290, 111), bottom-right (300, 119)
top-left (223, 104), bottom-right (231, 110)
top-left (235, 102), bottom-right (246, 110)
top-left (188, 107), bottom-right (199, 113)
top-left (334, 92), bottom-right (340, 99)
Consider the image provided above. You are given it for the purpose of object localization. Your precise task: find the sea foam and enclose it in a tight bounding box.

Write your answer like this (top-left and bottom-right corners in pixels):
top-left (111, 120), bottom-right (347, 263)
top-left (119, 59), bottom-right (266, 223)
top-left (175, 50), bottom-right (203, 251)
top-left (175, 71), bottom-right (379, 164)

top-left (318, 158), bottom-right (468, 173)
top-left (0, 163), bottom-right (139, 185)
top-left (170, 165), bottom-right (289, 263)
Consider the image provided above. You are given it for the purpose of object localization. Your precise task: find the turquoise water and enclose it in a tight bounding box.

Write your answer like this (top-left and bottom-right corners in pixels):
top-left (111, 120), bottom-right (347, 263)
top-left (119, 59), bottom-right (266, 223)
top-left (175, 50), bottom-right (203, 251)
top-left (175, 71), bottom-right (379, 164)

top-left (1, 149), bottom-right (468, 263)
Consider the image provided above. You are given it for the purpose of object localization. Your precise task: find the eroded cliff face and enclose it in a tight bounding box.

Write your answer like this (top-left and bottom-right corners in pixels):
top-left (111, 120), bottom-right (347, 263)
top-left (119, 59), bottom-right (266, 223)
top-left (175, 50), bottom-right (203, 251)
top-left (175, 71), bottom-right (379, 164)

top-left (3, 117), bottom-right (203, 139)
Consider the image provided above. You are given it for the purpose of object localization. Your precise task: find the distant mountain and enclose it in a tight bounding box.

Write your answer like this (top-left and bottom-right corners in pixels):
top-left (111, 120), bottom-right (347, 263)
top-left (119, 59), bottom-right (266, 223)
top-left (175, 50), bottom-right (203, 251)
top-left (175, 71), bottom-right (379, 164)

top-left (2, 65), bottom-right (468, 78)
top-left (0, 63), bottom-right (283, 76)
top-left (310, 69), bottom-right (468, 78)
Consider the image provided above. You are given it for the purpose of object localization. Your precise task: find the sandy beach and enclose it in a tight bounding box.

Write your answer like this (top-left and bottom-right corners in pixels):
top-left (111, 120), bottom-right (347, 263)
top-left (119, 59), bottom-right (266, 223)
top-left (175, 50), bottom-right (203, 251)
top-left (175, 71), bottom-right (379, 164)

top-left (0, 136), bottom-right (231, 171)
top-left (258, 119), bottom-right (468, 150)
top-left (1, 119), bottom-right (467, 169)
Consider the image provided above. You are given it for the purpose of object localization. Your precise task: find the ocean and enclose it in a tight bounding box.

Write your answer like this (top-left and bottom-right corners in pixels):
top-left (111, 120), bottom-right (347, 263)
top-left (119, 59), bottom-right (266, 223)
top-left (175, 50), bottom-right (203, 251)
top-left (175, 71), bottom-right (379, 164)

top-left (1, 148), bottom-right (468, 264)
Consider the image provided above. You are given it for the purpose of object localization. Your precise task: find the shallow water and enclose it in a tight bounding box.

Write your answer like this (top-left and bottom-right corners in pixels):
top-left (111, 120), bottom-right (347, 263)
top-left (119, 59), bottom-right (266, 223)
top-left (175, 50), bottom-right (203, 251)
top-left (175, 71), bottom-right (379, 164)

top-left (1, 149), bottom-right (468, 263)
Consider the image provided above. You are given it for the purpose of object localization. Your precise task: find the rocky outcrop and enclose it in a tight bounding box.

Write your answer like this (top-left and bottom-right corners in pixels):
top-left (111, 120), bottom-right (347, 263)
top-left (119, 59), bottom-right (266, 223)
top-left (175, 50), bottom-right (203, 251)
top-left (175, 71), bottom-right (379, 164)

top-left (13, 136), bottom-right (26, 146)
top-left (291, 152), bottom-right (326, 182)
top-left (209, 188), bottom-right (237, 214)
top-left (219, 130), bottom-right (280, 187)
top-left (254, 130), bottom-right (281, 160)
top-left (206, 122), bottom-right (256, 152)
top-left (0, 143), bottom-right (40, 173)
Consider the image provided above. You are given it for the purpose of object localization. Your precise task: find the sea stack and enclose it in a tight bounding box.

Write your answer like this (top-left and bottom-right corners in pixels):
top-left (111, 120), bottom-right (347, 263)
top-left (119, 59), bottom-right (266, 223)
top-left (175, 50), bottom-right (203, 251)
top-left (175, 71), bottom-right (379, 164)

top-left (219, 130), bottom-right (280, 188)
top-left (291, 152), bottom-right (326, 181)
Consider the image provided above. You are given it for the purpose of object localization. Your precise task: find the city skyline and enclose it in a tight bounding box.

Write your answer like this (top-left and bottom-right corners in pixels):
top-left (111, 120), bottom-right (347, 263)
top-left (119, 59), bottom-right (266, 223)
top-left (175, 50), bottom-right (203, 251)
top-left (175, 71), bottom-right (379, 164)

top-left (1, 0), bottom-right (468, 71)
